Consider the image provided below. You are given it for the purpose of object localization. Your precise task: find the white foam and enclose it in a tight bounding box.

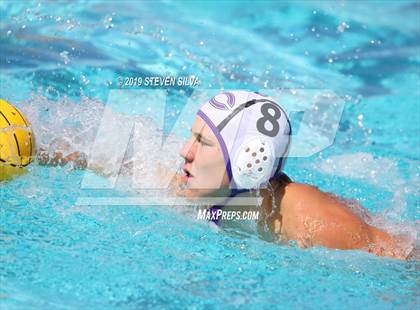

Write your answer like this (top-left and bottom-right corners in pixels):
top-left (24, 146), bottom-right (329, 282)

top-left (20, 92), bottom-right (185, 190)
top-left (315, 152), bottom-right (405, 189)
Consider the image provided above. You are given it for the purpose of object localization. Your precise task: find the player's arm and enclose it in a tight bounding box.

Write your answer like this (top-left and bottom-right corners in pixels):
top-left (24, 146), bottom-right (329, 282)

top-left (278, 183), bottom-right (411, 259)
top-left (279, 183), bottom-right (374, 250)
top-left (37, 138), bottom-right (87, 169)
top-left (37, 137), bottom-right (138, 177)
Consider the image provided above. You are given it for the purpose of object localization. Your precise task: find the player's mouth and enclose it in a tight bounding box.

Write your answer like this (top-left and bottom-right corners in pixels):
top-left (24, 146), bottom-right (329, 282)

top-left (181, 166), bottom-right (193, 183)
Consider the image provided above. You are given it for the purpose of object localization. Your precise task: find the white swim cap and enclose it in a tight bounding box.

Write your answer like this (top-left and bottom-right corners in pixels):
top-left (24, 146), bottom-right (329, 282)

top-left (198, 90), bottom-right (291, 189)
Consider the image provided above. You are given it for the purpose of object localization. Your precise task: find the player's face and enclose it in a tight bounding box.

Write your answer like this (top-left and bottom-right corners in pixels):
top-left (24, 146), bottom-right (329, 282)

top-left (179, 116), bottom-right (230, 198)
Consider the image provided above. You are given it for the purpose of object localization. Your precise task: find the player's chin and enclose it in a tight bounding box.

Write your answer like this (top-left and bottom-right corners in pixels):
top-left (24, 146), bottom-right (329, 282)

top-left (184, 188), bottom-right (208, 200)
top-left (183, 184), bottom-right (218, 201)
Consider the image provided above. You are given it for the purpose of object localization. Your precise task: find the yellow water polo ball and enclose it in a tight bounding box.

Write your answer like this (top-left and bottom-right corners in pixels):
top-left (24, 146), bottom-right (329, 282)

top-left (0, 99), bottom-right (36, 181)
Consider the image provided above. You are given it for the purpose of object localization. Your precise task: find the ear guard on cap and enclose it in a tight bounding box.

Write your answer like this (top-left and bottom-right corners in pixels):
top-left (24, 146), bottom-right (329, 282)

top-left (232, 137), bottom-right (275, 189)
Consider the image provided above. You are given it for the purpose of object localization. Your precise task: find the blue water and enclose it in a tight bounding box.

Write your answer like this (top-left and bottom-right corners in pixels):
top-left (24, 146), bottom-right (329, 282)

top-left (1, 1), bottom-right (419, 309)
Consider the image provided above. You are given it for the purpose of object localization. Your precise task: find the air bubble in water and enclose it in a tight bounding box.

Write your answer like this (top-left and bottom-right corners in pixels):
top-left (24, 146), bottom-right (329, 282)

top-left (59, 51), bottom-right (70, 65)
top-left (337, 22), bottom-right (350, 33)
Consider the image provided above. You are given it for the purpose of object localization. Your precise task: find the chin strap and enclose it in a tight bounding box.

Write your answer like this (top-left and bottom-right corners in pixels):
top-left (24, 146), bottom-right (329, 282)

top-left (207, 188), bottom-right (250, 225)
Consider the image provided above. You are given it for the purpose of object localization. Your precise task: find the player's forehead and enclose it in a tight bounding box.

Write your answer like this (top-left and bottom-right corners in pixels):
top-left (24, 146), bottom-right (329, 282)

top-left (191, 116), bottom-right (217, 143)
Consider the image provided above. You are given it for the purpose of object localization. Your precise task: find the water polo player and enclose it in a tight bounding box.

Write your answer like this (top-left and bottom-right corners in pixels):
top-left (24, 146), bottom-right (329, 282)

top-left (2, 95), bottom-right (414, 259)
top-left (177, 91), bottom-right (414, 259)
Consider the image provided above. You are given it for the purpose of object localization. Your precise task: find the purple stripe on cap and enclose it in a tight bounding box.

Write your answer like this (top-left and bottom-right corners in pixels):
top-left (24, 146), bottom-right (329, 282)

top-left (225, 92), bottom-right (235, 108)
top-left (209, 97), bottom-right (228, 110)
top-left (197, 110), bottom-right (233, 182)
top-left (208, 92), bottom-right (236, 110)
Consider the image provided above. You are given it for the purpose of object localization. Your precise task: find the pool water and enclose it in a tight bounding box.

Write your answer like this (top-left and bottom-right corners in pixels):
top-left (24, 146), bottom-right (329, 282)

top-left (1, 1), bottom-right (419, 309)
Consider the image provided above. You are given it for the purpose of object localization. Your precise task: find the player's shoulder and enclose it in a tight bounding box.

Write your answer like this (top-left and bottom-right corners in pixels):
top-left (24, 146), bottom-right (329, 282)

top-left (281, 181), bottom-right (358, 220)
top-left (280, 182), bottom-right (333, 215)
top-left (283, 182), bottom-right (323, 200)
